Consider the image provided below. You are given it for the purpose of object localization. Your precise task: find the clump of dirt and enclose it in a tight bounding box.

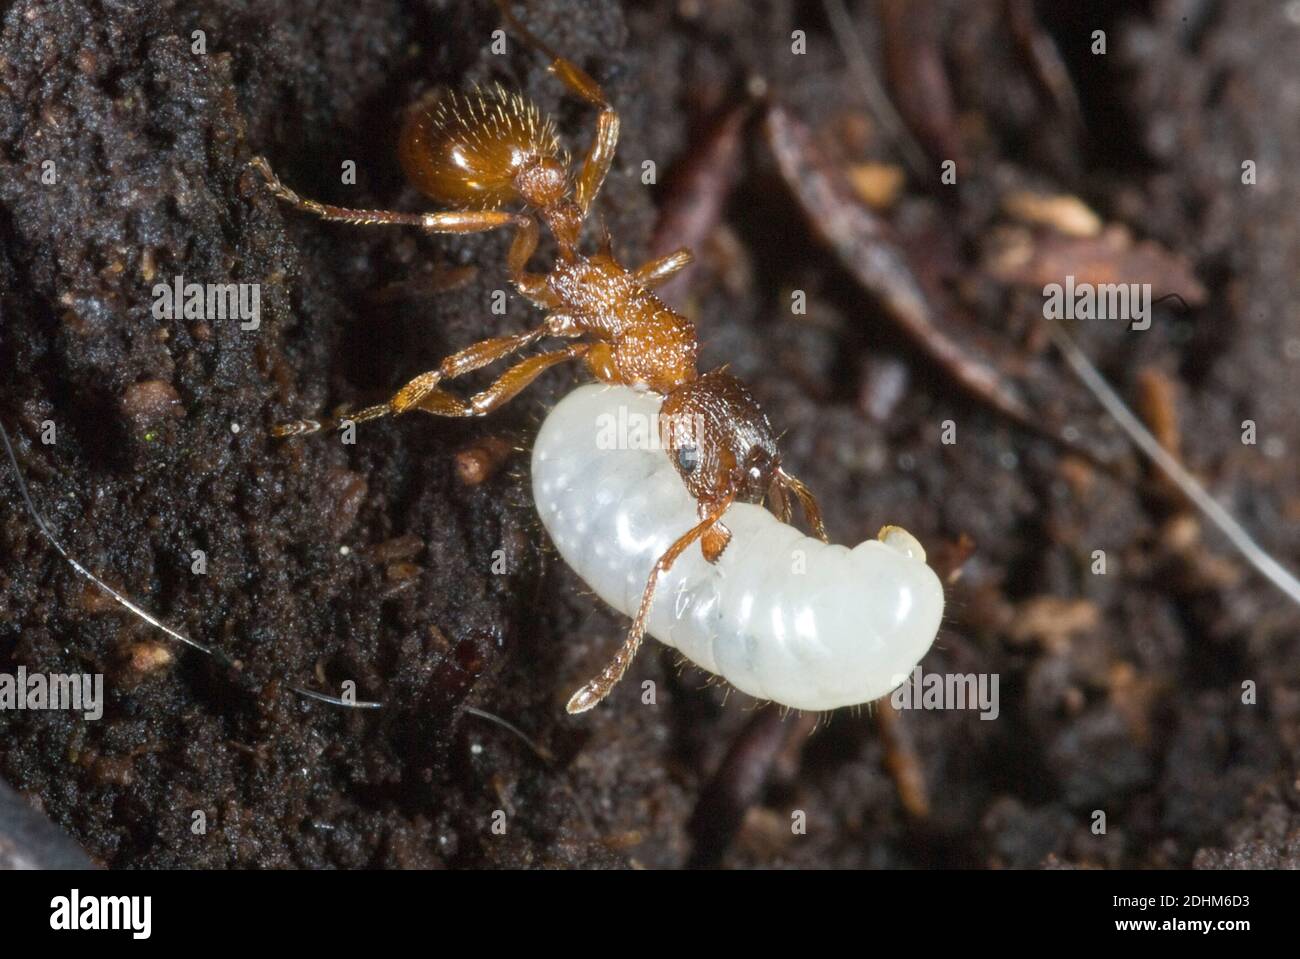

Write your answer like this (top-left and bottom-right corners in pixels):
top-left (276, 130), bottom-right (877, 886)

top-left (1, 0), bottom-right (1297, 868)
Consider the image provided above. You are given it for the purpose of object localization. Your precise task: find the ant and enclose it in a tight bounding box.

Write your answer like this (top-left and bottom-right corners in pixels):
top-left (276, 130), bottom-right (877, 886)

top-left (252, 0), bottom-right (828, 713)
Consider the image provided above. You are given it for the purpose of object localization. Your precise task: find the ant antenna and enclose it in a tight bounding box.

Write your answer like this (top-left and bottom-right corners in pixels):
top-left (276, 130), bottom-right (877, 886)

top-left (1042, 317), bottom-right (1300, 608)
top-left (0, 418), bottom-right (381, 710)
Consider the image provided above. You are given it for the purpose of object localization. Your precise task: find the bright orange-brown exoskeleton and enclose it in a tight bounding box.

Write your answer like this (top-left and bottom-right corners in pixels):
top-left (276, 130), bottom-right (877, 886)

top-left (252, 0), bottom-right (826, 712)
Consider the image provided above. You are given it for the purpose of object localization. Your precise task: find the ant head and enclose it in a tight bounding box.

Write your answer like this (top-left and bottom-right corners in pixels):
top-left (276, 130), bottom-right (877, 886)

top-left (660, 371), bottom-right (782, 507)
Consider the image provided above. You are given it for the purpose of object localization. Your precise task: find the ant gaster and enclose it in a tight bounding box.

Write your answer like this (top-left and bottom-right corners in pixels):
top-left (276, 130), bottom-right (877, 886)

top-left (252, 0), bottom-right (827, 713)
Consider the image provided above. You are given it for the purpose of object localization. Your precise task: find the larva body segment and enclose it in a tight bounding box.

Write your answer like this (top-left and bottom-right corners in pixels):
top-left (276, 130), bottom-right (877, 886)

top-left (532, 384), bottom-right (946, 711)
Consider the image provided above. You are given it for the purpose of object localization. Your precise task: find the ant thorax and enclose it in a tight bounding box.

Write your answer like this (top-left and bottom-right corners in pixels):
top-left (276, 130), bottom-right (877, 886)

top-left (545, 254), bottom-right (700, 395)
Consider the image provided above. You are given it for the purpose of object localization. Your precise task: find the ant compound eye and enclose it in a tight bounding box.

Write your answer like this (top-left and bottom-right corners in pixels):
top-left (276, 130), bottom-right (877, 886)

top-left (676, 445), bottom-right (700, 474)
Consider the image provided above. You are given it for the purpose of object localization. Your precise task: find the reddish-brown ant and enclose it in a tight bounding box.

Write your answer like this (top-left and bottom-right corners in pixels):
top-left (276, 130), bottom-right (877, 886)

top-left (252, 0), bottom-right (827, 712)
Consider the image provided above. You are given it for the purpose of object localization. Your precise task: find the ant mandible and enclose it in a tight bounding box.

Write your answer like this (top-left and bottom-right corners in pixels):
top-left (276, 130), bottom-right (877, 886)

top-left (251, 0), bottom-right (828, 713)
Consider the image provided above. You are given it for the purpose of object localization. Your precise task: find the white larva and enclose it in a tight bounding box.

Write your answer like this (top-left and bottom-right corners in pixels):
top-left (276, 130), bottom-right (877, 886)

top-left (531, 383), bottom-right (946, 712)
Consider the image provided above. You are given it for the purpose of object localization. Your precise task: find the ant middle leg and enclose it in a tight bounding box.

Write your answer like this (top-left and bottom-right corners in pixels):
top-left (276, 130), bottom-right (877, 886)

top-left (272, 314), bottom-right (580, 436)
top-left (506, 215), bottom-right (561, 309)
top-left (411, 343), bottom-right (592, 418)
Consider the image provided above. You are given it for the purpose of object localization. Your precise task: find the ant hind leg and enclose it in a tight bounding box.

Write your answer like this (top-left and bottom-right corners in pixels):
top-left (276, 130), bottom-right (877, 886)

top-left (252, 156), bottom-right (526, 235)
top-left (495, 0), bottom-right (620, 217)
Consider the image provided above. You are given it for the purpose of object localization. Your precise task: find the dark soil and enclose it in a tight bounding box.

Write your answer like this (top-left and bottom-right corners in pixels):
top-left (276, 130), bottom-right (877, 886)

top-left (1, 0), bottom-right (1297, 868)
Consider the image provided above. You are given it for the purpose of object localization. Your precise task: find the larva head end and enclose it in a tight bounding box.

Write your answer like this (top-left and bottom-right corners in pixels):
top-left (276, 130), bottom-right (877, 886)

top-left (878, 525), bottom-right (927, 563)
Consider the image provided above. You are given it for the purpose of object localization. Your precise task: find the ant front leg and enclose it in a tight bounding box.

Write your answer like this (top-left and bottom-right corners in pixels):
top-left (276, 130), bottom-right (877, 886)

top-left (496, 0), bottom-right (620, 217)
top-left (272, 315), bottom-right (580, 436)
top-left (565, 493), bottom-right (735, 714)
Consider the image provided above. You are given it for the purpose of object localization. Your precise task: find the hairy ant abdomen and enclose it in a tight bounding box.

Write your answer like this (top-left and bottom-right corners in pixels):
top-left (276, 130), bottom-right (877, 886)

top-left (399, 85), bottom-right (567, 210)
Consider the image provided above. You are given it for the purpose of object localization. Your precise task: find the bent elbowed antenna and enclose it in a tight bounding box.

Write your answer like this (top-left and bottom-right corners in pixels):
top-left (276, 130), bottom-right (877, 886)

top-left (0, 418), bottom-right (381, 710)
